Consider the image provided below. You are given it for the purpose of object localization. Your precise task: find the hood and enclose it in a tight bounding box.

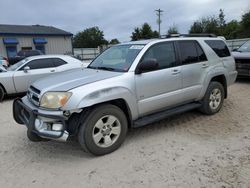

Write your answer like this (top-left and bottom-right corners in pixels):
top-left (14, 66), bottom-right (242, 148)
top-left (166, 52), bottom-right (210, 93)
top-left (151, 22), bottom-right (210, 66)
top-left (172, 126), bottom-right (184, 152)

top-left (32, 68), bottom-right (123, 92)
top-left (232, 51), bottom-right (250, 59)
top-left (0, 65), bottom-right (7, 72)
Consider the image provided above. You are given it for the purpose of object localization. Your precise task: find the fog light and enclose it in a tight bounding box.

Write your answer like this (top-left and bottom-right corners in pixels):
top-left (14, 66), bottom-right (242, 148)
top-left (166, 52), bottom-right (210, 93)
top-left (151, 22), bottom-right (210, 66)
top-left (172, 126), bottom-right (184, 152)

top-left (52, 123), bottom-right (63, 131)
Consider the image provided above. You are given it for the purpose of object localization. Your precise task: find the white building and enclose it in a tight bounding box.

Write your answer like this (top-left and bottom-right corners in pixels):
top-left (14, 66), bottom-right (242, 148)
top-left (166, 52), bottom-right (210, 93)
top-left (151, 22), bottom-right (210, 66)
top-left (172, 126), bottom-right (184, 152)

top-left (0, 24), bottom-right (73, 58)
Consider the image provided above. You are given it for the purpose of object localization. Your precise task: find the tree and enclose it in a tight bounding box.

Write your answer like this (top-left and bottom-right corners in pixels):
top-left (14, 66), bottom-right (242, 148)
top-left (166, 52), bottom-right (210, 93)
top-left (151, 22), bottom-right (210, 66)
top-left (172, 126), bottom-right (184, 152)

top-left (73, 27), bottom-right (108, 48)
top-left (131, 27), bottom-right (141, 41)
top-left (131, 23), bottom-right (159, 41)
top-left (223, 20), bottom-right (241, 39)
top-left (109, 39), bottom-right (120, 45)
top-left (240, 10), bottom-right (250, 37)
top-left (189, 9), bottom-right (250, 39)
top-left (219, 9), bottom-right (226, 27)
top-left (189, 16), bottom-right (219, 35)
top-left (167, 25), bottom-right (179, 35)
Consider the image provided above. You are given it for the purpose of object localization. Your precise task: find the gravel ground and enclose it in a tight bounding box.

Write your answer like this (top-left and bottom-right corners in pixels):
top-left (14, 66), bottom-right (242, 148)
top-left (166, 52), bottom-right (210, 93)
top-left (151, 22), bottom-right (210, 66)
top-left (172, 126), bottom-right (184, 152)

top-left (0, 80), bottom-right (250, 188)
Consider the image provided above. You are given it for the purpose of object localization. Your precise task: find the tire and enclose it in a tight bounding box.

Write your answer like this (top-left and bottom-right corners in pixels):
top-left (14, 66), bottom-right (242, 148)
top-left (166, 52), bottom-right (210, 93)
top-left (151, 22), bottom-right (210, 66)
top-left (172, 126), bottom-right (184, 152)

top-left (78, 104), bottom-right (128, 156)
top-left (27, 129), bottom-right (49, 142)
top-left (0, 86), bottom-right (5, 102)
top-left (199, 81), bottom-right (225, 115)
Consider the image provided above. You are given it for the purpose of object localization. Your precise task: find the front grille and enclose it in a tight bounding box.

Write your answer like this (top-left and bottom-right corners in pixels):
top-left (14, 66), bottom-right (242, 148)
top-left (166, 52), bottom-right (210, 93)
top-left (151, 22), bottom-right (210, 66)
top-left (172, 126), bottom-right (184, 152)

top-left (30, 85), bottom-right (41, 94)
top-left (235, 58), bottom-right (250, 69)
top-left (27, 86), bottom-right (41, 106)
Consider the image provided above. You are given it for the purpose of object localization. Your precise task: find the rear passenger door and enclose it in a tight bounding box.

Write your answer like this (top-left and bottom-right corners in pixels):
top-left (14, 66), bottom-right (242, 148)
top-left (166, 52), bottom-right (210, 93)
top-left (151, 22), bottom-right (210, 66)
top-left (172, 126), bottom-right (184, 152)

top-left (135, 42), bottom-right (182, 116)
top-left (177, 40), bottom-right (208, 102)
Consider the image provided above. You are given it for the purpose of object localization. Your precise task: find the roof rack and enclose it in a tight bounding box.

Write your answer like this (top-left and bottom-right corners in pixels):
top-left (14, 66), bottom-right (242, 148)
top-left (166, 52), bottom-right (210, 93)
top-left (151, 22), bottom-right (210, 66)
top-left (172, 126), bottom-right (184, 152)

top-left (160, 33), bottom-right (217, 38)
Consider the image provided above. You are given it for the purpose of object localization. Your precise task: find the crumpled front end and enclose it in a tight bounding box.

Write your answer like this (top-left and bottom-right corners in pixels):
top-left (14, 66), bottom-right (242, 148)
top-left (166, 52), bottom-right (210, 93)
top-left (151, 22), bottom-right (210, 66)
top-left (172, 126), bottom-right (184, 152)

top-left (13, 97), bottom-right (69, 141)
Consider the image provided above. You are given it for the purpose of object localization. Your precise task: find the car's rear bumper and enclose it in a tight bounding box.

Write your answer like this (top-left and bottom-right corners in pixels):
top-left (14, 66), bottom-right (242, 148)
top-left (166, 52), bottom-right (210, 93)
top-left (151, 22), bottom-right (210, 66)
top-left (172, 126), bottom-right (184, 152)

top-left (13, 97), bottom-right (69, 141)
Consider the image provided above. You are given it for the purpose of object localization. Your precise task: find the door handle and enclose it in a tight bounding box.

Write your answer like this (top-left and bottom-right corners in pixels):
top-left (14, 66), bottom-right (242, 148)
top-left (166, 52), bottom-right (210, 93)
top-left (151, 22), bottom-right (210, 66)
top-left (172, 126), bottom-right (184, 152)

top-left (172, 69), bottom-right (181, 75)
top-left (202, 63), bottom-right (209, 68)
top-left (50, 69), bottom-right (56, 72)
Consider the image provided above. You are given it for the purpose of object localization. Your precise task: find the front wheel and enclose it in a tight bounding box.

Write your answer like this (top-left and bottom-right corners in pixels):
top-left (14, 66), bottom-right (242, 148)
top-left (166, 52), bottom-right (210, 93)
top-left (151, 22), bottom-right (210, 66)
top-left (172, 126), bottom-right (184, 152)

top-left (199, 81), bottom-right (225, 115)
top-left (0, 86), bottom-right (5, 102)
top-left (78, 104), bottom-right (128, 156)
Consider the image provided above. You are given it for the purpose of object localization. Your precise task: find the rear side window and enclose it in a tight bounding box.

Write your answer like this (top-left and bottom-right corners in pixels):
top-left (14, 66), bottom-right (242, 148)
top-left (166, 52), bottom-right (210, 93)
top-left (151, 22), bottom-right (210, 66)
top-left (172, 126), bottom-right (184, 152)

top-left (52, 58), bottom-right (67, 67)
top-left (205, 40), bottom-right (230, 57)
top-left (196, 43), bottom-right (207, 62)
top-left (178, 41), bottom-right (207, 65)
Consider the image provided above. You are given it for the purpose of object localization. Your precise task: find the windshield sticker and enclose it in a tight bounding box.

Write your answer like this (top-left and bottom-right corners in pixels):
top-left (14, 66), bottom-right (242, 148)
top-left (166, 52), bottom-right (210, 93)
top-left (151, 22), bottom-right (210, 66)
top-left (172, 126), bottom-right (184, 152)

top-left (129, 45), bottom-right (144, 50)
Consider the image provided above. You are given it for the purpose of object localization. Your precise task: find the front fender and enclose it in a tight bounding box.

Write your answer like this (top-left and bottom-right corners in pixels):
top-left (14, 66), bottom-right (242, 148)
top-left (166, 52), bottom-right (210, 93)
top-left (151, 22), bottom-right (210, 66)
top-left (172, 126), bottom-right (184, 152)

top-left (76, 87), bottom-right (139, 120)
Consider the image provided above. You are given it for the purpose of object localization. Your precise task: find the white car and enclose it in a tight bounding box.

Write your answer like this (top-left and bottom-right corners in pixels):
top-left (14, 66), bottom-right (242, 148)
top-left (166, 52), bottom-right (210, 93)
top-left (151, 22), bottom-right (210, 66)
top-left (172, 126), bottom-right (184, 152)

top-left (0, 55), bottom-right (85, 101)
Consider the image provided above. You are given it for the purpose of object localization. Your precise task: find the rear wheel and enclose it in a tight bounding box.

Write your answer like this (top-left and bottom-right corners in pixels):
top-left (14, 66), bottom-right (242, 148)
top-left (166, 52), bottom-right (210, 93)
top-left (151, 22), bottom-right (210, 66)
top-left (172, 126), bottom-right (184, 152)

top-left (199, 81), bottom-right (225, 115)
top-left (78, 104), bottom-right (128, 156)
top-left (0, 86), bottom-right (5, 102)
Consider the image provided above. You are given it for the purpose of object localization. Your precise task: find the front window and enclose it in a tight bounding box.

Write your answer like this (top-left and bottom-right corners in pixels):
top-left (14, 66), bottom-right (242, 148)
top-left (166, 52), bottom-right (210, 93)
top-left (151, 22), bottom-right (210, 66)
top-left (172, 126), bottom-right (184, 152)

top-left (7, 58), bottom-right (29, 71)
top-left (88, 44), bottom-right (144, 72)
top-left (238, 40), bottom-right (250, 52)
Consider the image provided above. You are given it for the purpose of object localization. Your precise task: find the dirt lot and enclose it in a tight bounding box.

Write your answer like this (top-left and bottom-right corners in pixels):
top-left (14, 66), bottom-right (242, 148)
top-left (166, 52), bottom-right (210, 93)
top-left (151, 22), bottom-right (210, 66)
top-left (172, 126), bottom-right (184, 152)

top-left (0, 80), bottom-right (250, 188)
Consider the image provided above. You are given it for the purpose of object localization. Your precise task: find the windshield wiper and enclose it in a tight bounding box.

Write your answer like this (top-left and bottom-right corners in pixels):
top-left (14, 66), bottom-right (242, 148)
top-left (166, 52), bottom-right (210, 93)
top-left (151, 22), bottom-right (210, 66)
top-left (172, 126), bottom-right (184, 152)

top-left (88, 66), bottom-right (116, 71)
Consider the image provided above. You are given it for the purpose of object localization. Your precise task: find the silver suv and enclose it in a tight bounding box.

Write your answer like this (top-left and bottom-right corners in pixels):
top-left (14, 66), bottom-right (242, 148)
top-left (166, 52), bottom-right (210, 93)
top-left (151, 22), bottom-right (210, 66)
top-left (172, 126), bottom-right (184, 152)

top-left (13, 35), bottom-right (237, 155)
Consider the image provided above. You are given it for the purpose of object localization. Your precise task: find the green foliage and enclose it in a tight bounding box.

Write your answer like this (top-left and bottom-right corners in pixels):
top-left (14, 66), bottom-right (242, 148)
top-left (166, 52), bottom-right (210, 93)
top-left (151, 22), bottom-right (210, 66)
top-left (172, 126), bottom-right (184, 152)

top-left (241, 11), bottom-right (250, 37)
top-left (109, 39), bottom-right (120, 44)
top-left (219, 9), bottom-right (226, 27)
top-left (131, 23), bottom-right (159, 41)
top-left (167, 25), bottom-right (179, 35)
top-left (189, 16), bottom-right (219, 35)
top-left (222, 20), bottom-right (241, 39)
top-left (73, 27), bottom-right (108, 48)
top-left (189, 9), bottom-right (250, 39)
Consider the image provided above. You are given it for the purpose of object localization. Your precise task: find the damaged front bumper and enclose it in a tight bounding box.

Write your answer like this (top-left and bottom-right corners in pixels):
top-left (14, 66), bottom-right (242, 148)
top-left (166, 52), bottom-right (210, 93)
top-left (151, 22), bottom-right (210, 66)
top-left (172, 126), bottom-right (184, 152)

top-left (13, 97), bottom-right (69, 141)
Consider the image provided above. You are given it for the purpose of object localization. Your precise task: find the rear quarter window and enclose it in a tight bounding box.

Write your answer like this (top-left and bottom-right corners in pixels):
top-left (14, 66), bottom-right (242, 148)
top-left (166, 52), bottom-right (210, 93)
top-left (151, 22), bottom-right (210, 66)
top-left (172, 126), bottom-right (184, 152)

top-left (205, 40), bottom-right (230, 58)
top-left (52, 58), bottom-right (67, 67)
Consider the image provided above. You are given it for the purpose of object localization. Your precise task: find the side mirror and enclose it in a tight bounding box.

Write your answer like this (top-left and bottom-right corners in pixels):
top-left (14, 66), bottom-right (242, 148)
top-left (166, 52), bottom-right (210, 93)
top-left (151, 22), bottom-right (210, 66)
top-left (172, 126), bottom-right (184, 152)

top-left (135, 59), bottom-right (159, 74)
top-left (23, 66), bottom-right (30, 73)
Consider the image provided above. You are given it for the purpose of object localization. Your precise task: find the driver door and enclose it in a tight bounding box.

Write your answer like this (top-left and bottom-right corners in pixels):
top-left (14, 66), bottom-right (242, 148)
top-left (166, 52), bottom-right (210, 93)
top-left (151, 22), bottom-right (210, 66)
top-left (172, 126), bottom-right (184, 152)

top-left (135, 42), bottom-right (183, 116)
top-left (13, 58), bottom-right (56, 93)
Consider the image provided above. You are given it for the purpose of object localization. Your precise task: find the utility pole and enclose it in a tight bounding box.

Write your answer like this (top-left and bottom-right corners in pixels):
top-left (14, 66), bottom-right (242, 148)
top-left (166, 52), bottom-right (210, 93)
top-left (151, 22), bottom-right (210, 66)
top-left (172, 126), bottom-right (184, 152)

top-left (155, 9), bottom-right (164, 37)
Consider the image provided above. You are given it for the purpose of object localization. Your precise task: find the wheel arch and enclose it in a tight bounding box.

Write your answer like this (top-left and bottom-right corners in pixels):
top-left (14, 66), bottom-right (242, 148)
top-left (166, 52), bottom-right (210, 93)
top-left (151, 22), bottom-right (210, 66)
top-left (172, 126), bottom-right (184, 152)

top-left (67, 98), bottom-right (134, 136)
top-left (0, 83), bottom-right (7, 94)
top-left (210, 74), bottom-right (227, 98)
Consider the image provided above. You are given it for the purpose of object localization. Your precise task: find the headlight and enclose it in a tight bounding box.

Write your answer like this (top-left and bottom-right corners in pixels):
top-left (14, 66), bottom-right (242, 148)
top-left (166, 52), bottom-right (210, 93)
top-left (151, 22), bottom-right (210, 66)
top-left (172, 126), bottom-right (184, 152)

top-left (40, 92), bottom-right (72, 109)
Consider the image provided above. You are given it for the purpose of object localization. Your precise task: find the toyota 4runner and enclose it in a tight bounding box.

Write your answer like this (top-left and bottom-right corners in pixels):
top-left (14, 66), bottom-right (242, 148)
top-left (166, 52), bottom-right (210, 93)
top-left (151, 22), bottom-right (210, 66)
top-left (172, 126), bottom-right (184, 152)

top-left (13, 34), bottom-right (237, 155)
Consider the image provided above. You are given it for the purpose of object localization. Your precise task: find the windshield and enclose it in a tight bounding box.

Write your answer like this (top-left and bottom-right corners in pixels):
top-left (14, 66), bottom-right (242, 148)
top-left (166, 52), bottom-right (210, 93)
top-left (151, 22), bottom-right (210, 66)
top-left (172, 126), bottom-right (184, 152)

top-left (238, 40), bottom-right (250, 52)
top-left (7, 58), bottom-right (29, 71)
top-left (88, 44), bottom-right (145, 72)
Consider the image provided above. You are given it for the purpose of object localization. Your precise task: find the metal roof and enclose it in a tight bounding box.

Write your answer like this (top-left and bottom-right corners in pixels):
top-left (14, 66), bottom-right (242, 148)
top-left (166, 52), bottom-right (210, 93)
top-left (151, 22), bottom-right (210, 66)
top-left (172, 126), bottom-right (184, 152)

top-left (0, 24), bottom-right (73, 36)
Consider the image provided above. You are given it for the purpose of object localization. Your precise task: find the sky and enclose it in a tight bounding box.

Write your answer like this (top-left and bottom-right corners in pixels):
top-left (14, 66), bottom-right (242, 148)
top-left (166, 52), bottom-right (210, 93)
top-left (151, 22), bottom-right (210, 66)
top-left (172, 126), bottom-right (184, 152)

top-left (0, 0), bottom-right (249, 42)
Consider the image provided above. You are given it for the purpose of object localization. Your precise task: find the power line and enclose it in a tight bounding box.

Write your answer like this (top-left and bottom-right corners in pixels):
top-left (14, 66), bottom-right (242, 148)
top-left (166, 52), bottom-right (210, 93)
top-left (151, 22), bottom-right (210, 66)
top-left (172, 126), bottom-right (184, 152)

top-left (155, 9), bottom-right (164, 37)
